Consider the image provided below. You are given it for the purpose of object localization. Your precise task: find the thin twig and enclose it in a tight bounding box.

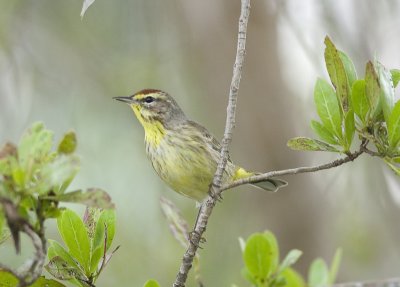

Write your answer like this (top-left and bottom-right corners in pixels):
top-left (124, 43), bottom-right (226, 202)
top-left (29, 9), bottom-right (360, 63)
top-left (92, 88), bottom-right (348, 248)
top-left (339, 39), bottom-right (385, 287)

top-left (221, 144), bottom-right (365, 191)
top-left (97, 223), bottom-right (108, 277)
top-left (0, 199), bottom-right (47, 287)
top-left (172, 0), bottom-right (251, 286)
top-left (0, 222), bottom-right (46, 287)
top-left (21, 224), bottom-right (46, 286)
top-left (333, 277), bottom-right (400, 287)
top-left (360, 145), bottom-right (381, 157)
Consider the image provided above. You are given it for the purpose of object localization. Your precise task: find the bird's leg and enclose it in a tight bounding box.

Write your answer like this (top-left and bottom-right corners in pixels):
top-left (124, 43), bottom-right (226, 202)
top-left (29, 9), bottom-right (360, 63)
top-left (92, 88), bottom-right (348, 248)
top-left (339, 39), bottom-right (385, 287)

top-left (188, 203), bottom-right (207, 247)
top-left (189, 229), bottom-right (206, 248)
top-left (208, 183), bottom-right (223, 202)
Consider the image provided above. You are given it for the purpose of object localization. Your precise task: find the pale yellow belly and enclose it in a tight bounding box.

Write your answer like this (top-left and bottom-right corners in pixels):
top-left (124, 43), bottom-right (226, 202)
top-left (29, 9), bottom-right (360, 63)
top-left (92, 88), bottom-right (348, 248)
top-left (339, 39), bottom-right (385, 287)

top-left (145, 135), bottom-right (238, 201)
top-left (150, 145), bottom-right (215, 200)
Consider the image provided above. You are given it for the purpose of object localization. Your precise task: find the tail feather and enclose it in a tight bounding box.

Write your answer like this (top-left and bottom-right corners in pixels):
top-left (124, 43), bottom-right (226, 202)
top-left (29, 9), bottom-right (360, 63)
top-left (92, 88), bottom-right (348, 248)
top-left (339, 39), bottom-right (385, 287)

top-left (251, 178), bottom-right (288, 192)
top-left (234, 167), bottom-right (288, 192)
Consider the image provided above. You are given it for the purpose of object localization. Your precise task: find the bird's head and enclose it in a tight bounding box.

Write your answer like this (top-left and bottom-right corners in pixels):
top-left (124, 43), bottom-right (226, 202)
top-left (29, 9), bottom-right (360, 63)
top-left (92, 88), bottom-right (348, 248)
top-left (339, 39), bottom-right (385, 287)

top-left (114, 89), bottom-right (186, 128)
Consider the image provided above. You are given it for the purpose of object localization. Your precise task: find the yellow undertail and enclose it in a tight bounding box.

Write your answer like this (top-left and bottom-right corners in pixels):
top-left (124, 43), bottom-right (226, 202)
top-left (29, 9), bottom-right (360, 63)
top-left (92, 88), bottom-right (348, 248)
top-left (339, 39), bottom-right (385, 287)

top-left (233, 167), bottom-right (288, 192)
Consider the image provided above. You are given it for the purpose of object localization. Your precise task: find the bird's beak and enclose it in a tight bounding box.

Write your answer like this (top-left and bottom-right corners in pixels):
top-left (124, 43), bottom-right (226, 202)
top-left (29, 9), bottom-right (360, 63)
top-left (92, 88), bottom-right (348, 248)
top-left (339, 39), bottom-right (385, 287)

top-left (113, 96), bottom-right (136, 104)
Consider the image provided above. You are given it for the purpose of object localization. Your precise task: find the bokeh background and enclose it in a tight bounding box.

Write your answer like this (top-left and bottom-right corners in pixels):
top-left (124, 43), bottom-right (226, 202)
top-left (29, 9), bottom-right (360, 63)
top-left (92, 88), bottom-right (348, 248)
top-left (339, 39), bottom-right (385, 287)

top-left (1, 0), bottom-right (400, 286)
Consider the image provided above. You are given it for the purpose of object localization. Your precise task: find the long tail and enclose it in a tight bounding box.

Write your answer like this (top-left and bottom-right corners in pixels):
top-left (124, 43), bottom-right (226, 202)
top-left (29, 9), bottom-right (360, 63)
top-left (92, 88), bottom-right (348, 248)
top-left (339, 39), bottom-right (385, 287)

top-left (251, 177), bottom-right (288, 192)
top-left (233, 167), bottom-right (288, 192)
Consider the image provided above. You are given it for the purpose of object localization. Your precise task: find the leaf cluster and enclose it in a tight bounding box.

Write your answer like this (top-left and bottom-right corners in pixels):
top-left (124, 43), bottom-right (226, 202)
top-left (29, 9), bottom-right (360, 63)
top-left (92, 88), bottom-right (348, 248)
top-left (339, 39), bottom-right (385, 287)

top-left (0, 122), bottom-right (115, 286)
top-left (239, 231), bottom-right (341, 287)
top-left (288, 37), bottom-right (400, 175)
top-left (0, 272), bottom-right (64, 287)
top-left (45, 208), bottom-right (118, 286)
top-left (143, 229), bottom-right (341, 287)
top-left (0, 122), bottom-right (114, 242)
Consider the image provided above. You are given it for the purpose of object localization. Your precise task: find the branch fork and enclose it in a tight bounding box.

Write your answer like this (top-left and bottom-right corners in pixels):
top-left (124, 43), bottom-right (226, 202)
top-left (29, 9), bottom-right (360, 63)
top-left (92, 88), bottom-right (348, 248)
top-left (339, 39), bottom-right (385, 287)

top-left (172, 0), bottom-right (251, 286)
top-left (0, 199), bottom-right (46, 287)
top-left (172, 2), bottom-right (372, 286)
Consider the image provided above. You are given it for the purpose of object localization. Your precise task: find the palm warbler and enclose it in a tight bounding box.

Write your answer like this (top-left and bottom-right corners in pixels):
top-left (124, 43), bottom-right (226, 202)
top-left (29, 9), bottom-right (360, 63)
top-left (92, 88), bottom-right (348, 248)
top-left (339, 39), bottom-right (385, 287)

top-left (114, 89), bottom-right (287, 201)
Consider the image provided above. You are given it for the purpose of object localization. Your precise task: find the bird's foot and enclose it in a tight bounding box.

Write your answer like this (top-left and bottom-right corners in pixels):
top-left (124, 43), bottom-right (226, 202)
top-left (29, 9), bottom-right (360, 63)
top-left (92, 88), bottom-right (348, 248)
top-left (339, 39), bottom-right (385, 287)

top-left (208, 188), bottom-right (223, 202)
top-left (189, 230), bottom-right (206, 248)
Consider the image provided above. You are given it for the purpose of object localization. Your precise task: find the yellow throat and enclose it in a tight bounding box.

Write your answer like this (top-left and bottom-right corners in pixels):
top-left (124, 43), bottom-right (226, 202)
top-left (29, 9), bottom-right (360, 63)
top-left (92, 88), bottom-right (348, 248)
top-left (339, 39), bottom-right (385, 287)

top-left (131, 104), bottom-right (165, 147)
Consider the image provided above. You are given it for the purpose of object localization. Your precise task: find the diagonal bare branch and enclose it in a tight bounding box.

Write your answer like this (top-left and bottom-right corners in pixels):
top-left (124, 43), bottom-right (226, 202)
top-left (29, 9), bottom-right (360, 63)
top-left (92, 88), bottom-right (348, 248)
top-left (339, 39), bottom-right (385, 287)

top-left (172, 0), bottom-right (251, 286)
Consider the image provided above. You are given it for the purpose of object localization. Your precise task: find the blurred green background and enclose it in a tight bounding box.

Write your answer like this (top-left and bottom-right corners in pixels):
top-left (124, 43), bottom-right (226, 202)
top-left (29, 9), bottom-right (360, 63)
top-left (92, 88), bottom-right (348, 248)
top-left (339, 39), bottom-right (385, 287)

top-left (1, 0), bottom-right (400, 286)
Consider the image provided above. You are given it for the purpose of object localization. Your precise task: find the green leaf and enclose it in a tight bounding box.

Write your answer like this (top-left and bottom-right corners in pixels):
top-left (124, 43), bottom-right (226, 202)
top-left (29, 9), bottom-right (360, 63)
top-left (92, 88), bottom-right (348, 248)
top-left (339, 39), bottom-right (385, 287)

top-left (67, 278), bottom-right (84, 287)
top-left (159, 196), bottom-right (189, 249)
top-left (385, 160), bottom-right (400, 176)
top-left (308, 258), bottom-right (330, 287)
top-left (0, 143), bottom-right (16, 176)
top-left (376, 61), bottom-right (395, 122)
top-left (47, 240), bottom-right (83, 273)
top-left (287, 137), bottom-right (340, 152)
top-left (143, 280), bottom-right (161, 287)
top-left (281, 268), bottom-right (306, 287)
top-left (83, 207), bottom-right (103, 239)
top-left (45, 256), bottom-right (88, 281)
top-left (0, 271), bottom-right (66, 287)
top-left (83, 207), bottom-right (102, 273)
top-left (310, 120), bottom-right (339, 145)
top-left (18, 122), bottom-right (54, 183)
top-left (90, 247), bottom-right (103, 275)
top-left (58, 131), bottom-right (77, 155)
top-left (344, 110), bottom-right (355, 151)
top-left (388, 100), bottom-right (400, 148)
top-left (90, 209), bottom-right (116, 273)
top-left (314, 78), bottom-right (342, 139)
top-left (365, 61), bottom-right (382, 120)
top-left (28, 277), bottom-right (66, 287)
top-left (19, 195), bottom-right (36, 213)
top-left (243, 233), bottom-right (274, 280)
top-left (351, 80), bottom-right (369, 123)
top-left (324, 36), bottom-right (351, 112)
top-left (240, 267), bottom-right (258, 286)
top-left (36, 155), bottom-right (80, 195)
top-left (270, 277), bottom-right (286, 287)
top-left (339, 51), bottom-right (357, 89)
top-left (0, 270), bottom-right (18, 286)
top-left (391, 69), bottom-right (400, 88)
top-left (262, 230), bottom-right (279, 272)
top-left (329, 248), bottom-right (342, 284)
top-left (57, 209), bottom-right (91, 273)
top-left (0, 158), bottom-right (10, 176)
top-left (278, 249), bottom-right (303, 274)
top-left (40, 200), bottom-right (62, 219)
top-left (97, 209), bottom-right (116, 252)
top-left (42, 189), bottom-right (114, 209)
top-left (11, 165), bottom-right (26, 189)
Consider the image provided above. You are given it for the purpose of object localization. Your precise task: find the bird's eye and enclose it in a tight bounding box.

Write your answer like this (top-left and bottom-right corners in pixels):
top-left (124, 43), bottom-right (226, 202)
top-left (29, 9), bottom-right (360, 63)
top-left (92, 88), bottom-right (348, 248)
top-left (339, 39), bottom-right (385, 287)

top-left (144, 96), bottom-right (155, 104)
